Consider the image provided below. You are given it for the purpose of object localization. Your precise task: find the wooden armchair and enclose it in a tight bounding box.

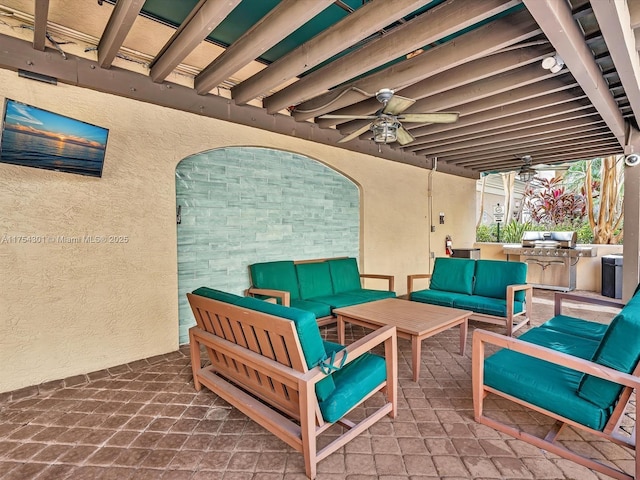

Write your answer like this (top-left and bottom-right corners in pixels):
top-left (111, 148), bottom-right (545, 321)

top-left (188, 288), bottom-right (398, 479)
top-left (473, 292), bottom-right (639, 480)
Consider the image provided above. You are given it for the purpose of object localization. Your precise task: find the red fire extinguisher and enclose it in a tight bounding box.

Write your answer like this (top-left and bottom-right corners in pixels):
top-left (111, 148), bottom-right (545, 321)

top-left (445, 235), bottom-right (453, 256)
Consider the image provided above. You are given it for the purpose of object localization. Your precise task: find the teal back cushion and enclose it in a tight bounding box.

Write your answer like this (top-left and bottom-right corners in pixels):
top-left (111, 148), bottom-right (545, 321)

top-left (577, 304), bottom-right (640, 408)
top-left (328, 258), bottom-right (362, 293)
top-left (473, 260), bottom-right (528, 301)
top-left (296, 262), bottom-right (334, 299)
top-left (249, 261), bottom-right (300, 300)
top-left (430, 257), bottom-right (475, 295)
top-left (192, 288), bottom-right (336, 401)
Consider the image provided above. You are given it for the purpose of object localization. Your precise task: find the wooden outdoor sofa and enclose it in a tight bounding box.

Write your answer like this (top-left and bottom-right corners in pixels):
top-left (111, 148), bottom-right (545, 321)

top-left (246, 257), bottom-right (396, 326)
top-left (187, 287), bottom-right (398, 479)
top-left (407, 257), bottom-right (533, 336)
top-left (473, 290), bottom-right (639, 480)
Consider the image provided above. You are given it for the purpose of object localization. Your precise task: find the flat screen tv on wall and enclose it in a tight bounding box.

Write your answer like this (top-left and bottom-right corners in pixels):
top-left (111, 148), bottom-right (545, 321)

top-left (0, 98), bottom-right (109, 177)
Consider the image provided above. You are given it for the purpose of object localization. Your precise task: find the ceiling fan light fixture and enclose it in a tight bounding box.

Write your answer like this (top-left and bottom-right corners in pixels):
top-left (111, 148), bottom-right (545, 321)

top-left (517, 166), bottom-right (535, 182)
top-left (371, 117), bottom-right (399, 144)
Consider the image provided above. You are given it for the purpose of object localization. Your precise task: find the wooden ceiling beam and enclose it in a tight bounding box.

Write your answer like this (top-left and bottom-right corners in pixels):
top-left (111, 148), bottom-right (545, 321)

top-left (265, 0), bottom-right (524, 116)
top-left (337, 69), bottom-right (575, 135)
top-left (231, 0), bottom-right (433, 105)
top-left (150, 0), bottom-right (242, 83)
top-left (466, 144), bottom-right (622, 171)
top-left (293, 8), bottom-right (541, 120)
top-left (195, 0), bottom-right (335, 95)
top-left (420, 122), bottom-right (607, 158)
top-left (403, 106), bottom-right (597, 150)
top-left (523, 0), bottom-right (626, 145)
top-left (314, 43), bottom-right (554, 128)
top-left (405, 86), bottom-right (584, 139)
top-left (591, 0), bottom-right (640, 129)
top-left (446, 133), bottom-right (618, 166)
top-left (97, 0), bottom-right (145, 69)
top-left (33, 0), bottom-right (49, 51)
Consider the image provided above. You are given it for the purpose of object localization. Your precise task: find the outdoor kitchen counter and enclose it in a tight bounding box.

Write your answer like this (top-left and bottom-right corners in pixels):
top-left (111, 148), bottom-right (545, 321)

top-left (501, 231), bottom-right (597, 291)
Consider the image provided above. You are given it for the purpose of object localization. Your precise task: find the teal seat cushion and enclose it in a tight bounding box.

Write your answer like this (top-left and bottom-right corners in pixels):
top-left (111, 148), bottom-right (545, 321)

top-left (192, 288), bottom-right (336, 401)
top-left (410, 289), bottom-right (470, 308)
top-left (307, 293), bottom-right (363, 310)
top-left (318, 352), bottom-right (387, 423)
top-left (453, 295), bottom-right (524, 318)
top-left (429, 257), bottom-right (475, 295)
top-left (341, 289), bottom-right (396, 302)
top-left (250, 261), bottom-right (301, 300)
top-left (540, 315), bottom-right (608, 342)
top-left (290, 299), bottom-right (332, 319)
top-left (327, 258), bottom-right (362, 294)
top-left (473, 260), bottom-right (528, 301)
top-left (484, 328), bottom-right (608, 430)
top-left (578, 305), bottom-right (640, 409)
top-left (296, 262), bottom-right (334, 300)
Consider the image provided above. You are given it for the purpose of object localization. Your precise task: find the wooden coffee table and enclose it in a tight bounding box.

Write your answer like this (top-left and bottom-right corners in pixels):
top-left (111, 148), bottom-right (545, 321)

top-left (334, 298), bottom-right (472, 381)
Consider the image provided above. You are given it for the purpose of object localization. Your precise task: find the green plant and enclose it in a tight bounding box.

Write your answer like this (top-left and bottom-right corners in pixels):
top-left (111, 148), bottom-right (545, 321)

top-left (476, 224), bottom-right (496, 242)
top-left (500, 220), bottom-right (532, 243)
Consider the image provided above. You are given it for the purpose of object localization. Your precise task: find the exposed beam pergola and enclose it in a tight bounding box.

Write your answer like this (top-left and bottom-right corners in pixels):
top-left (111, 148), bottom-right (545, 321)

top-left (150, 0), bottom-right (242, 83)
top-left (194, 0), bottom-right (335, 95)
top-left (522, 0), bottom-right (626, 146)
top-left (265, 0), bottom-right (522, 115)
top-left (97, 0), bottom-right (145, 69)
top-left (231, 0), bottom-right (433, 105)
top-left (33, 0), bottom-right (49, 51)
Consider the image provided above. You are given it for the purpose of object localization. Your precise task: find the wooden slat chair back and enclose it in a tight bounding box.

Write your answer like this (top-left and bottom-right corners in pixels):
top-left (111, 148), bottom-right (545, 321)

top-left (187, 292), bottom-right (397, 479)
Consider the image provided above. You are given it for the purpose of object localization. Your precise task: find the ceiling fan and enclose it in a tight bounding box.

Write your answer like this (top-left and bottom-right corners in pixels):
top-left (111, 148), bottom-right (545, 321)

top-left (516, 155), bottom-right (570, 182)
top-left (317, 88), bottom-right (459, 146)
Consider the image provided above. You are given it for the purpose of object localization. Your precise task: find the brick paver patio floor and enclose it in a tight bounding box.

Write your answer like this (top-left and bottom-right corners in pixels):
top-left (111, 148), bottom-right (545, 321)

top-left (0, 289), bottom-right (635, 479)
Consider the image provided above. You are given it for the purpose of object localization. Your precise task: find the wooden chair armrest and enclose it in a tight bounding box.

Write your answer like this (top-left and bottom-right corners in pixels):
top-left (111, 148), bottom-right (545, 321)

top-left (406, 274), bottom-right (431, 294)
top-left (246, 287), bottom-right (291, 306)
top-left (360, 273), bottom-right (395, 292)
top-left (472, 329), bottom-right (640, 390)
top-left (554, 292), bottom-right (624, 316)
top-left (303, 325), bottom-right (397, 385)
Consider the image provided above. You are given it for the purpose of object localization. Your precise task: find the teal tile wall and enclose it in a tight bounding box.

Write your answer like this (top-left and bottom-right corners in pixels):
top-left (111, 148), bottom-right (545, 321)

top-left (175, 147), bottom-right (360, 344)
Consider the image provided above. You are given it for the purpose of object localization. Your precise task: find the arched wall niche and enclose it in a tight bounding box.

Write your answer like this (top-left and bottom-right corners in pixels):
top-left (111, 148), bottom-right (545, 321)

top-left (175, 146), bottom-right (360, 343)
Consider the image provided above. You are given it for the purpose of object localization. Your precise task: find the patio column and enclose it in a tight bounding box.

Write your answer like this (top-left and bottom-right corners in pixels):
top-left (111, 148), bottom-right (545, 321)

top-left (623, 128), bottom-right (640, 301)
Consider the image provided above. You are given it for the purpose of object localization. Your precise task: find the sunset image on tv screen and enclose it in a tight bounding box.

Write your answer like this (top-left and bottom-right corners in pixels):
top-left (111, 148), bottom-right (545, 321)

top-left (0, 99), bottom-right (109, 177)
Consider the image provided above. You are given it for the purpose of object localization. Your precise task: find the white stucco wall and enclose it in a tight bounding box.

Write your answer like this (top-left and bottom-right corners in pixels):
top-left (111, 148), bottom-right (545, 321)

top-left (0, 68), bottom-right (476, 393)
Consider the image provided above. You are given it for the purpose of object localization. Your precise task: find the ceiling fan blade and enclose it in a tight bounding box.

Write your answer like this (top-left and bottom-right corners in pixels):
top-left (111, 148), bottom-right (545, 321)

top-left (396, 126), bottom-right (415, 146)
top-left (318, 114), bottom-right (378, 120)
top-left (338, 123), bottom-right (372, 143)
top-left (382, 95), bottom-right (415, 115)
top-left (399, 112), bottom-right (460, 123)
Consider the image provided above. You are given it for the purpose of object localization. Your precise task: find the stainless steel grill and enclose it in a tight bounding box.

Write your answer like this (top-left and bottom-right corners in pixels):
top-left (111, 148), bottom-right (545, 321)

top-left (502, 231), bottom-right (597, 291)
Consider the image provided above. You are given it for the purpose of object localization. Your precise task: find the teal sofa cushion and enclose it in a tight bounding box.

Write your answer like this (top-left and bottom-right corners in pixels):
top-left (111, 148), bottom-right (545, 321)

top-left (410, 289), bottom-right (470, 308)
top-left (327, 258), bottom-right (362, 293)
top-left (306, 291), bottom-right (395, 311)
top-left (318, 352), bottom-right (387, 423)
top-left (250, 261), bottom-right (301, 300)
top-left (484, 327), bottom-right (609, 430)
top-left (540, 315), bottom-right (608, 342)
top-left (473, 260), bottom-right (528, 301)
top-left (429, 257), bottom-right (475, 295)
top-left (453, 296), bottom-right (524, 318)
top-left (296, 262), bottom-right (334, 299)
top-left (192, 288), bottom-right (336, 401)
top-left (340, 289), bottom-right (396, 302)
top-left (578, 304), bottom-right (640, 408)
top-left (290, 299), bottom-right (332, 319)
